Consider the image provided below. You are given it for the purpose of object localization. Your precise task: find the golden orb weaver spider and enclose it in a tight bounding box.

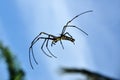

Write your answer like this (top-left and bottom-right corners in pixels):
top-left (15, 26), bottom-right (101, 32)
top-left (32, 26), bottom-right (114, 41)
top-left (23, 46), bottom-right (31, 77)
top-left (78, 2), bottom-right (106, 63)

top-left (29, 10), bottom-right (93, 69)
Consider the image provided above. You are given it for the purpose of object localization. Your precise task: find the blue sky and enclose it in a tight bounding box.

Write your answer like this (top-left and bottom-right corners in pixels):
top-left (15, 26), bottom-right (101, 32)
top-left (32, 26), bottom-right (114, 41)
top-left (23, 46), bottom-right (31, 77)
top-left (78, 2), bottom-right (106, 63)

top-left (0, 0), bottom-right (120, 80)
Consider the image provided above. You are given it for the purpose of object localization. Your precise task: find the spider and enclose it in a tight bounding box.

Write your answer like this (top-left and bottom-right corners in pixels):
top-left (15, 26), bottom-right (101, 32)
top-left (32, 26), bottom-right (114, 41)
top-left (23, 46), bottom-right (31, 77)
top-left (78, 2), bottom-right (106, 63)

top-left (29, 10), bottom-right (93, 69)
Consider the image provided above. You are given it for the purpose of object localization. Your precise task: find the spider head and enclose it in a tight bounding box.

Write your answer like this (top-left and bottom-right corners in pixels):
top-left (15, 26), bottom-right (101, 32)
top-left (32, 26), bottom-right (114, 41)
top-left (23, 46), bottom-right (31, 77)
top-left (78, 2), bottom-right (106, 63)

top-left (69, 37), bottom-right (75, 44)
top-left (70, 38), bottom-right (75, 42)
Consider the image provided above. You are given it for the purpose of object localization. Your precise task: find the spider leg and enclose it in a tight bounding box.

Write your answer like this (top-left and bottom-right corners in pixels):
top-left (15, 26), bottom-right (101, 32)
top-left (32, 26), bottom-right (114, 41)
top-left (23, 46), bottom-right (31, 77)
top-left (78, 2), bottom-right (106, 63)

top-left (65, 10), bottom-right (93, 25)
top-left (64, 32), bottom-right (73, 38)
top-left (29, 32), bottom-right (55, 69)
top-left (46, 36), bottom-right (57, 58)
top-left (41, 39), bottom-right (52, 58)
top-left (29, 42), bottom-right (39, 69)
top-left (29, 47), bottom-right (34, 69)
top-left (64, 32), bottom-right (75, 45)
top-left (31, 32), bottom-right (55, 46)
top-left (31, 47), bottom-right (38, 64)
top-left (29, 36), bottom-right (52, 69)
top-left (60, 40), bottom-right (64, 49)
top-left (39, 32), bottom-right (55, 38)
top-left (66, 25), bottom-right (88, 36)
top-left (29, 37), bottom-right (43, 69)
top-left (61, 10), bottom-right (92, 34)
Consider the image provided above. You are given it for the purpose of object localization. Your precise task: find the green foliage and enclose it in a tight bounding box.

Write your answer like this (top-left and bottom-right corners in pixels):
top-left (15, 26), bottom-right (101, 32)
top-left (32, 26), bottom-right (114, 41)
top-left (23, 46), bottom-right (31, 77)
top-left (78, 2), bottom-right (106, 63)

top-left (0, 42), bottom-right (25, 80)
top-left (61, 68), bottom-right (115, 80)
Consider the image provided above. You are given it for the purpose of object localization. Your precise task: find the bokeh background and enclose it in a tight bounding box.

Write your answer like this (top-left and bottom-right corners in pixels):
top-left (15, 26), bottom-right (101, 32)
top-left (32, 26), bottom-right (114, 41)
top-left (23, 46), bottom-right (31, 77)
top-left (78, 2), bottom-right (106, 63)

top-left (0, 0), bottom-right (120, 80)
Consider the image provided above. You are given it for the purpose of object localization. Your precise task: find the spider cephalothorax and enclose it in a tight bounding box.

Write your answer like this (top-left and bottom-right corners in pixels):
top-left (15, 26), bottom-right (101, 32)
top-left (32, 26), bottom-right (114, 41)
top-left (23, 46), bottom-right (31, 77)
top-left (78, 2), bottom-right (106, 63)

top-left (29, 10), bottom-right (93, 69)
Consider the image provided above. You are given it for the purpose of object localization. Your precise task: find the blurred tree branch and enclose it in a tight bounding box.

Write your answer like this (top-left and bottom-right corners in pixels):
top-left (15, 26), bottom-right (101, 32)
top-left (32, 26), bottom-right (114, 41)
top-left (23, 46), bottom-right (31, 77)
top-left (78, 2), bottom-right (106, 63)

top-left (0, 41), bottom-right (25, 80)
top-left (61, 68), bottom-right (117, 80)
